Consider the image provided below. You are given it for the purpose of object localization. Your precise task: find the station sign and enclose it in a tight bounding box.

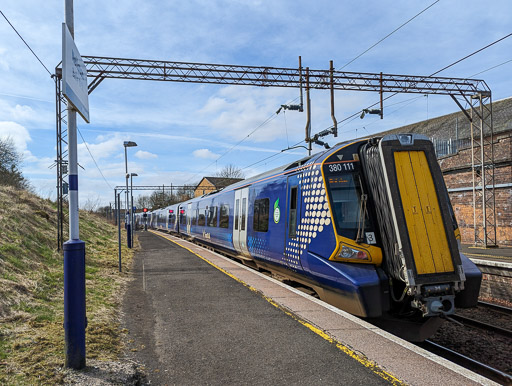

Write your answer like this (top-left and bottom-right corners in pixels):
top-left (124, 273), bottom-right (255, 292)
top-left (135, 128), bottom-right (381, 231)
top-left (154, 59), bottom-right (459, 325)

top-left (62, 23), bottom-right (90, 123)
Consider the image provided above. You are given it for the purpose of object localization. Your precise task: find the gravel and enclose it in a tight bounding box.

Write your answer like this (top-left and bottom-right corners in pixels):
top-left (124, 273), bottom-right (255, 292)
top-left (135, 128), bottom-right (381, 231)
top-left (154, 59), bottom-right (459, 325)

top-left (429, 304), bottom-right (512, 375)
top-left (64, 359), bottom-right (147, 385)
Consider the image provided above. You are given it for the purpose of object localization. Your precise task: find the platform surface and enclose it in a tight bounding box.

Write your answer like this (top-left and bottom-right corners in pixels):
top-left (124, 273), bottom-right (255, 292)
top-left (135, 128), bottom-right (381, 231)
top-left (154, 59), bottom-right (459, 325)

top-left (461, 243), bottom-right (512, 267)
top-left (122, 231), bottom-right (497, 385)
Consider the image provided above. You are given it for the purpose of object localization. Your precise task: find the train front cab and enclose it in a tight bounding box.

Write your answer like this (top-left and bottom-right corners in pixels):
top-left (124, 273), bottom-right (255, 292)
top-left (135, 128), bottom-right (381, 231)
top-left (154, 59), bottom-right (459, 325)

top-left (298, 135), bottom-right (481, 340)
top-left (295, 142), bottom-right (388, 319)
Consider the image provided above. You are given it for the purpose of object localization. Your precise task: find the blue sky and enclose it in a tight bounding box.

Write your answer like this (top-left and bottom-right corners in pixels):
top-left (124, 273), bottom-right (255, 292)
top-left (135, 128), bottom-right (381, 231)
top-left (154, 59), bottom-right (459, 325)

top-left (1, 1), bottom-right (511, 208)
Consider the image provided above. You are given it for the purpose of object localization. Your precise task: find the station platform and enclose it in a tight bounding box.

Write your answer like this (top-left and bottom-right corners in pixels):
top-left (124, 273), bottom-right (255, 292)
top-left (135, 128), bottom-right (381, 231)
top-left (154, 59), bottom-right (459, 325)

top-left (460, 243), bottom-right (512, 268)
top-left (122, 231), bottom-right (497, 385)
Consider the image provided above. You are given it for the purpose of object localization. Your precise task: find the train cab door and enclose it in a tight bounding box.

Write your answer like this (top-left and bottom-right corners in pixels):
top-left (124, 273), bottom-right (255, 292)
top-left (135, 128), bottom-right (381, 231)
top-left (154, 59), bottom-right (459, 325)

top-left (187, 203), bottom-right (192, 234)
top-left (284, 174), bottom-right (303, 269)
top-left (233, 188), bottom-right (250, 256)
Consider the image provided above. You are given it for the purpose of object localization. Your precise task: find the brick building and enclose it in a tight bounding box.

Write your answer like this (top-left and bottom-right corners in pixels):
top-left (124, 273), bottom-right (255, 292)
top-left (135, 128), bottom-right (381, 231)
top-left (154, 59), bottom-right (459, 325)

top-left (194, 177), bottom-right (244, 198)
top-left (381, 97), bottom-right (512, 246)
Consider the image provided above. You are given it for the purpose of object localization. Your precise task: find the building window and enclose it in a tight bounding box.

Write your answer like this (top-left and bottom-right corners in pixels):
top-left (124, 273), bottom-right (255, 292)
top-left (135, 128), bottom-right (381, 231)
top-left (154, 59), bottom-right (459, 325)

top-left (253, 198), bottom-right (269, 232)
top-left (207, 206), bottom-right (218, 227)
top-left (219, 204), bottom-right (229, 228)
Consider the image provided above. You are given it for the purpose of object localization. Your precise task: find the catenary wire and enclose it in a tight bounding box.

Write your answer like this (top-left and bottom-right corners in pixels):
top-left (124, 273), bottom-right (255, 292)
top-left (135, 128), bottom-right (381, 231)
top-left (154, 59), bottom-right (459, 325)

top-left (330, 33), bottom-right (512, 136)
top-left (241, 139), bottom-right (306, 171)
top-left (468, 59), bottom-right (512, 78)
top-left (190, 34), bottom-right (512, 179)
top-left (430, 32), bottom-right (512, 77)
top-left (77, 128), bottom-right (113, 190)
top-left (0, 10), bottom-right (52, 76)
top-left (339, 0), bottom-right (441, 71)
top-left (184, 95), bottom-right (301, 183)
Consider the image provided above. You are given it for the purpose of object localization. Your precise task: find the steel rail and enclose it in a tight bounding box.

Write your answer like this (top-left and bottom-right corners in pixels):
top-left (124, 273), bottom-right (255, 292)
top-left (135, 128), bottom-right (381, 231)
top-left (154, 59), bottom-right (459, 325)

top-left (450, 314), bottom-right (512, 339)
top-left (478, 301), bottom-right (512, 315)
top-left (422, 340), bottom-right (512, 385)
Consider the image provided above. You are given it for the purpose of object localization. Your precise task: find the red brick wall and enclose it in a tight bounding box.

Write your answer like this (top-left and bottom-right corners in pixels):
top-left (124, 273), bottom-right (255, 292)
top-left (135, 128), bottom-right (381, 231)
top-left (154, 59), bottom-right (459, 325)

top-left (438, 133), bottom-right (512, 246)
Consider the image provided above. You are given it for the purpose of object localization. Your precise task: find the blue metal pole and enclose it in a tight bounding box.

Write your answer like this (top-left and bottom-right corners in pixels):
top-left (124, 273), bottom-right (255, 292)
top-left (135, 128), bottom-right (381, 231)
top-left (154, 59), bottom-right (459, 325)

top-left (117, 192), bottom-right (122, 272)
top-left (63, 239), bottom-right (86, 369)
top-left (127, 219), bottom-right (132, 249)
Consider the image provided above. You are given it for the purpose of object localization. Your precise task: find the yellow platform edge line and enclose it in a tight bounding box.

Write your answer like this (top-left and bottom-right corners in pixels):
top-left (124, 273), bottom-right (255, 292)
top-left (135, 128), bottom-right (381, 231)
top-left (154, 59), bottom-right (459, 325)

top-left (148, 230), bottom-right (405, 386)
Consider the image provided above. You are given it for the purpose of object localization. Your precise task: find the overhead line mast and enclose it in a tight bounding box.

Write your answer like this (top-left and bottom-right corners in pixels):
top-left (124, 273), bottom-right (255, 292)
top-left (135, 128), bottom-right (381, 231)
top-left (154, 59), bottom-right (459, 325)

top-left (55, 56), bottom-right (496, 247)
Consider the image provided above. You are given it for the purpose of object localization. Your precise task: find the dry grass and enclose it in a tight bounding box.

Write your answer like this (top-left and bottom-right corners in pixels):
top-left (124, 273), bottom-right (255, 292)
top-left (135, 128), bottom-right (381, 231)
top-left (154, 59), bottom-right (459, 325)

top-left (0, 185), bottom-right (136, 384)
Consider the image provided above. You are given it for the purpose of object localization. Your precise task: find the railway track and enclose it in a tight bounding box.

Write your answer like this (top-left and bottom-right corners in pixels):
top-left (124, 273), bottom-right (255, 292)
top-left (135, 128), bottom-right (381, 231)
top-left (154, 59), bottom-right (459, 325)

top-left (478, 301), bottom-right (512, 315)
top-left (421, 340), bottom-right (512, 385)
top-left (422, 301), bottom-right (512, 384)
top-left (449, 314), bottom-right (512, 339)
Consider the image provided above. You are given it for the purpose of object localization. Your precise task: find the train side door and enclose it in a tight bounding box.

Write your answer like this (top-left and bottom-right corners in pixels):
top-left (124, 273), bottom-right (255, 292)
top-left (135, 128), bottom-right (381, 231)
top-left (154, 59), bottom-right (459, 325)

top-left (177, 205), bottom-right (182, 233)
top-left (233, 188), bottom-right (250, 256)
top-left (284, 174), bottom-right (303, 269)
top-left (187, 203), bottom-right (192, 234)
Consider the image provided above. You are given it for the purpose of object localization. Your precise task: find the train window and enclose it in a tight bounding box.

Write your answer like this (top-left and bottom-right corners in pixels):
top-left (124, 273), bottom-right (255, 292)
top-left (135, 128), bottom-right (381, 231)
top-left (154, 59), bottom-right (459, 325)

top-left (219, 204), bottom-right (229, 228)
top-left (253, 198), bottom-right (269, 232)
top-left (288, 187), bottom-right (298, 238)
top-left (235, 199), bottom-right (240, 230)
top-left (327, 172), bottom-right (373, 240)
top-left (192, 209), bottom-right (197, 226)
top-left (207, 206), bottom-right (218, 227)
top-left (180, 210), bottom-right (186, 225)
top-left (241, 198), bottom-right (247, 231)
top-left (198, 209), bottom-right (206, 226)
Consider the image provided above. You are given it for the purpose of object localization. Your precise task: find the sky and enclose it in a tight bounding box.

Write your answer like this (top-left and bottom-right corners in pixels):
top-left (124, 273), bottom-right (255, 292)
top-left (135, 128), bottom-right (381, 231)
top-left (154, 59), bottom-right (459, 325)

top-left (0, 1), bottom-right (511, 209)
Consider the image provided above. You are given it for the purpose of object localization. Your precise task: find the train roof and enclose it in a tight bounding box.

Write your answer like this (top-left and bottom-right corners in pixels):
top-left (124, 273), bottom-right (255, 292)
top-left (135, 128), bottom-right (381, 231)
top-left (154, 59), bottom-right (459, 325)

top-left (148, 138), bottom-right (371, 212)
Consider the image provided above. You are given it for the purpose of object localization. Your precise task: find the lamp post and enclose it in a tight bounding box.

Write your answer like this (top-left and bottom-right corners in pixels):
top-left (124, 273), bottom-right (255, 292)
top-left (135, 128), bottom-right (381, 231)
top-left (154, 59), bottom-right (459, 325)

top-left (130, 173), bottom-right (138, 245)
top-left (123, 141), bottom-right (137, 248)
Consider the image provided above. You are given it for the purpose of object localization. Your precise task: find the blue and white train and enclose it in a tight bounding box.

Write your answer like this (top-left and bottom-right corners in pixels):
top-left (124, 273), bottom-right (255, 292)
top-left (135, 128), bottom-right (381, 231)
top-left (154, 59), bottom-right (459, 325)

top-left (136, 134), bottom-right (482, 341)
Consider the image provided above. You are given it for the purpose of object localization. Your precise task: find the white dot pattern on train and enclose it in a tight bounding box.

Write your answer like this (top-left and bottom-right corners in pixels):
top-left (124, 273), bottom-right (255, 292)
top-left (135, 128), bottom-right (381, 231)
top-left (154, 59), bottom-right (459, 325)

top-left (284, 163), bottom-right (332, 268)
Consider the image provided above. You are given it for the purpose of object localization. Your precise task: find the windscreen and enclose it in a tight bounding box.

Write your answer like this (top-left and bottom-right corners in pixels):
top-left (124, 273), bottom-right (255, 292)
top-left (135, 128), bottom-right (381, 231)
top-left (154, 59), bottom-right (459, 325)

top-left (323, 159), bottom-right (376, 244)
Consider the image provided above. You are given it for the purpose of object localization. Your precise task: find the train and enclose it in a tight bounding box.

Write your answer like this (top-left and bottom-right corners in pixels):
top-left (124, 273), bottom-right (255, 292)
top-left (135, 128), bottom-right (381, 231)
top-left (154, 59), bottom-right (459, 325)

top-left (135, 133), bottom-right (482, 341)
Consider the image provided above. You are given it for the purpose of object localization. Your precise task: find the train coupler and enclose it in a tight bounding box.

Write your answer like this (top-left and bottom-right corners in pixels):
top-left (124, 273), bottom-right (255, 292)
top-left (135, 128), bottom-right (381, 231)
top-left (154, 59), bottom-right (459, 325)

top-left (411, 283), bottom-right (456, 317)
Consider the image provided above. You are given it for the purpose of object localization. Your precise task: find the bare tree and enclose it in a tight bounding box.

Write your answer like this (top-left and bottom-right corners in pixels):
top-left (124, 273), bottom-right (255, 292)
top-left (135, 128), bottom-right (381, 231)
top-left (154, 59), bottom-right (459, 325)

top-left (0, 137), bottom-right (30, 190)
top-left (82, 196), bottom-right (102, 212)
top-left (175, 184), bottom-right (195, 202)
top-left (136, 194), bottom-right (152, 210)
top-left (215, 164), bottom-right (244, 179)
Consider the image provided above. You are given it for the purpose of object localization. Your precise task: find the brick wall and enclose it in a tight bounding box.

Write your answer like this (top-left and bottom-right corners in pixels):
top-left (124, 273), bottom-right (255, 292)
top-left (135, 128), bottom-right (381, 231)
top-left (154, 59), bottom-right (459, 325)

top-left (194, 180), bottom-right (215, 198)
top-left (479, 273), bottom-right (512, 305)
top-left (438, 132), bottom-right (512, 246)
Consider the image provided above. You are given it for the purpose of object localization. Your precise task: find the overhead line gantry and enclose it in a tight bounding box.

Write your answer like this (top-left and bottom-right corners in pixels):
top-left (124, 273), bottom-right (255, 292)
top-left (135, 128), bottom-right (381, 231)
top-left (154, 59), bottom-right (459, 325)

top-left (54, 56), bottom-right (496, 248)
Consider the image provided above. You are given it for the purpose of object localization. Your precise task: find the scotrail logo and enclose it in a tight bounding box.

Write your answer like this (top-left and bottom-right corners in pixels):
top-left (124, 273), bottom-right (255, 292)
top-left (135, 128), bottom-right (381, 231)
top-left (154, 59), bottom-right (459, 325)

top-left (273, 198), bottom-right (281, 224)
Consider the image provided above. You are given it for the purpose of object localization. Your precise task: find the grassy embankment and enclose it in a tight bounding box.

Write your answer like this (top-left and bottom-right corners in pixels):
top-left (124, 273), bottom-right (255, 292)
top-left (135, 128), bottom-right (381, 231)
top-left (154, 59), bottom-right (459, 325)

top-left (0, 185), bottom-right (135, 384)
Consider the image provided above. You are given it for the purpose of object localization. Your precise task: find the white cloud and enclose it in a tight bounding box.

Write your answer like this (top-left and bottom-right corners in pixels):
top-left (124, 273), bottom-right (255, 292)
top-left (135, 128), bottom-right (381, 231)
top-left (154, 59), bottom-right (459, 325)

top-left (0, 121), bottom-right (31, 151)
top-left (193, 148), bottom-right (219, 160)
top-left (10, 104), bottom-right (35, 121)
top-left (135, 150), bottom-right (158, 159)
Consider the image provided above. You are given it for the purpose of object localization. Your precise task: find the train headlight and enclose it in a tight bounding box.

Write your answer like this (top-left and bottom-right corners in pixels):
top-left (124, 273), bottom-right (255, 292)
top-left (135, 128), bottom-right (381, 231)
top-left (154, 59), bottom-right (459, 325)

top-left (339, 245), bottom-right (369, 260)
